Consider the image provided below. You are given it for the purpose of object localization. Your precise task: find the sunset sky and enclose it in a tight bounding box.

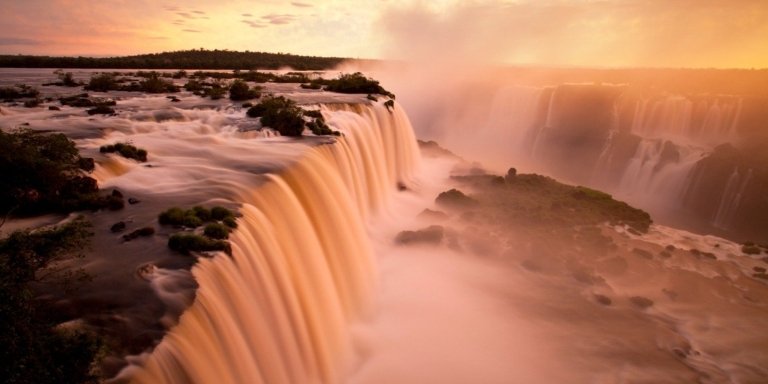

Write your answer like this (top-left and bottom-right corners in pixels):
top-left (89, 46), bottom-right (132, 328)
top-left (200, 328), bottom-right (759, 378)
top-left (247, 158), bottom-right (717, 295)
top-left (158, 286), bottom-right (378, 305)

top-left (2, 0), bottom-right (767, 68)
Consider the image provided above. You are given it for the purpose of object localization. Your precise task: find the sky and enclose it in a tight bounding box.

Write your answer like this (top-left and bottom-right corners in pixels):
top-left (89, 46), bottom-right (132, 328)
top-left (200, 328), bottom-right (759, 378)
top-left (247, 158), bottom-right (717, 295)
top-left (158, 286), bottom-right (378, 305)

top-left (1, 0), bottom-right (768, 68)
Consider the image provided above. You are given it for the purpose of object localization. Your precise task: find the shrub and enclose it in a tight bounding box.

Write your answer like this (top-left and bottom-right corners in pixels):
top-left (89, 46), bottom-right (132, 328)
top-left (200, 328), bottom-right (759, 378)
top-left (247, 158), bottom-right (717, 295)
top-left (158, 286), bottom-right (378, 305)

top-left (384, 99), bottom-right (395, 111)
top-left (23, 99), bottom-right (41, 108)
top-left (247, 96), bottom-right (306, 136)
top-left (85, 73), bottom-right (119, 92)
top-left (139, 73), bottom-right (179, 93)
top-left (229, 80), bottom-right (261, 100)
top-left (203, 223), bottom-right (230, 239)
top-left (0, 84), bottom-right (39, 100)
top-left (307, 118), bottom-right (340, 136)
top-left (158, 207), bottom-right (186, 226)
top-left (0, 128), bottom-right (101, 215)
top-left (0, 217), bottom-right (101, 384)
top-left (435, 189), bottom-right (478, 209)
top-left (168, 233), bottom-right (231, 255)
top-left (323, 72), bottom-right (395, 98)
top-left (192, 206), bottom-right (211, 221)
top-left (210, 206), bottom-right (235, 220)
top-left (184, 80), bottom-right (203, 92)
top-left (222, 216), bottom-right (238, 229)
top-left (99, 142), bottom-right (147, 162)
top-left (203, 86), bottom-right (227, 100)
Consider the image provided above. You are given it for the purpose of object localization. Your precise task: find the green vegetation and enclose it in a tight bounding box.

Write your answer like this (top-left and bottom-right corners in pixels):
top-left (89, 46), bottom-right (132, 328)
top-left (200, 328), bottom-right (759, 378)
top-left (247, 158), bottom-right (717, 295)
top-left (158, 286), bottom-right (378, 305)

top-left (138, 73), bottom-right (179, 93)
top-left (0, 49), bottom-right (345, 70)
top-left (99, 142), bottom-right (147, 162)
top-left (0, 84), bottom-right (39, 100)
top-left (445, 172), bottom-right (652, 232)
top-left (228, 80), bottom-right (261, 101)
top-left (0, 128), bottom-right (123, 216)
top-left (168, 233), bottom-right (231, 256)
top-left (246, 97), bottom-right (340, 136)
top-left (435, 189), bottom-right (478, 209)
top-left (0, 217), bottom-right (102, 384)
top-left (321, 72), bottom-right (395, 98)
top-left (84, 73), bottom-right (119, 92)
top-left (159, 206), bottom-right (236, 255)
top-left (203, 223), bottom-right (230, 240)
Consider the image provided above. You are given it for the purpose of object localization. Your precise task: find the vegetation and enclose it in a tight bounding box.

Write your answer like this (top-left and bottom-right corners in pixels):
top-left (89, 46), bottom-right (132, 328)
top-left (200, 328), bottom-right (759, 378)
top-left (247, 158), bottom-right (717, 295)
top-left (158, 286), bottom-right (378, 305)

top-left (84, 73), bottom-right (119, 92)
top-left (168, 233), bottom-right (231, 256)
top-left (44, 70), bottom-right (80, 87)
top-left (435, 189), bottom-right (478, 209)
top-left (444, 172), bottom-right (652, 232)
top-left (0, 49), bottom-right (345, 70)
top-left (0, 217), bottom-right (102, 384)
top-left (228, 80), bottom-right (261, 101)
top-left (99, 142), bottom-right (147, 162)
top-left (742, 243), bottom-right (762, 255)
top-left (320, 72), bottom-right (395, 98)
top-left (246, 97), bottom-right (340, 136)
top-left (0, 128), bottom-right (123, 216)
top-left (138, 73), bottom-right (179, 93)
top-left (0, 84), bottom-right (39, 100)
top-left (203, 223), bottom-right (230, 240)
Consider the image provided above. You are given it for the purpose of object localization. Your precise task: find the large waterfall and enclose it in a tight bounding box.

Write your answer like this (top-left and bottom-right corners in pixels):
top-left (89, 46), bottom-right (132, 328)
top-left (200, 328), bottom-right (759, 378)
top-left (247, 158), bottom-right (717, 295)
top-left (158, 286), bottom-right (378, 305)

top-left (124, 102), bottom-right (420, 384)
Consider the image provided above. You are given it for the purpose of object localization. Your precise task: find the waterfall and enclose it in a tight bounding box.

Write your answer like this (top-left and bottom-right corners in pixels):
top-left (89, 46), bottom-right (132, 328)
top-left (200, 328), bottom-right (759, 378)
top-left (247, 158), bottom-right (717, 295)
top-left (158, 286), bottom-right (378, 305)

top-left (124, 101), bottom-right (420, 384)
top-left (712, 168), bottom-right (753, 229)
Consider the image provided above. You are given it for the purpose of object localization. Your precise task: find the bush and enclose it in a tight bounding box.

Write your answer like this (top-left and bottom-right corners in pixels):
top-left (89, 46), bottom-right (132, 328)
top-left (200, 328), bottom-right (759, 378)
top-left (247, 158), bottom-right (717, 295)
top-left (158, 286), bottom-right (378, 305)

top-left (743, 244), bottom-right (762, 255)
top-left (228, 80), bottom-right (261, 100)
top-left (0, 128), bottom-right (101, 215)
top-left (168, 233), bottom-right (231, 255)
top-left (99, 142), bottom-right (147, 162)
top-left (158, 207), bottom-right (186, 226)
top-left (0, 84), bottom-right (39, 100)
top-left (322, 72), bottom-right (395, 98)
top-left (203, 86), bottom-right (227, 100)
top-left (184, 80), bottom-right (203, 92)
top-left (203, 223), bottom-right (230, 239)
top-left (222, 216), bottom-right (238, 229)
top-left (247, 96), bottom-right (306, 136)
top-left (210, 206), bottom-right (235, 220)
top-left (435, 189), bottom-right (478, 209)
top-left (192, 206), bottom-right (211, 221)
top-left (0, 217), bottom-right (101, 384)
top-left (139, 73), bottom-right (179, 93)
top-left (85, 73), bottom-right (119, 92)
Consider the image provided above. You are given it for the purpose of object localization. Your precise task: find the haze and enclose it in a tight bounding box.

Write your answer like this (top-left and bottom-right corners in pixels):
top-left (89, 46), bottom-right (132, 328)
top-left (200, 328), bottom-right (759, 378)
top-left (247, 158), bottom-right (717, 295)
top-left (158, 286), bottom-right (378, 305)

top-left (1, 0), bottom-right (768, 68)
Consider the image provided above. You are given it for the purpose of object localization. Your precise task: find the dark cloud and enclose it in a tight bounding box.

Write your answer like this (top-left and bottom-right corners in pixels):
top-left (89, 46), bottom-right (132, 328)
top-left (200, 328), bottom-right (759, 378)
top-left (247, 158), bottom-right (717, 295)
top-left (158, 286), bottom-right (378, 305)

top-left (242, 20), bottom-right (267, 28)
top-left (182, 29), bottom-right (201, 33)
top-left (177, 12), bottom-right (194, 19)
top-left (291, 2), bottom-right (312, 7)
top-left (192, 10), bottom-right (205, 15)
top-left (0, 37), bottom-right (41, 46)
top-left (261, 14), bottom-right (296, 25)
top-left (242, 13), bottom-right (253, 17)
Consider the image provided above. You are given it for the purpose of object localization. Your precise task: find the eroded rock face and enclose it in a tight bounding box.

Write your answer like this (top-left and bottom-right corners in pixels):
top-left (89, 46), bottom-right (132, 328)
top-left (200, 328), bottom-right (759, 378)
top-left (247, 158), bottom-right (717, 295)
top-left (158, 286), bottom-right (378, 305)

top-left (395, 225), bottom-right (445, 245)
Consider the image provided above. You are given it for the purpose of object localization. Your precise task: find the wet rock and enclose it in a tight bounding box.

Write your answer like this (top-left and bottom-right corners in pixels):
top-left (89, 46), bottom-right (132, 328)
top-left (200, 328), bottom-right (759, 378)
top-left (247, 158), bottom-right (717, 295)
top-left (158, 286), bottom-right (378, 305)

top-left (122, 226), bottom-right (156, 242)
top-left (48, 105), bottom-right (60, 111)
top-left (632, 248), bottom-right (653, 260)
top-left (417, 208), bottom-right (448, 221)
top-left (395, 225), bottom-right (444, 245)
top-left (629, 296), bottom-right (654, 309)
top-left (128, 197), bottom-right (140, 205)
top-left (87, 105), bottom-right (115, 115)
top-left (754, 266), bottom-right (767, 273)
top-left (110, 221), bottom-right (127, 233)
top-left (594, 294), bottom-right (612, 306)
top-left (111, 189), bottom-right (123, 198)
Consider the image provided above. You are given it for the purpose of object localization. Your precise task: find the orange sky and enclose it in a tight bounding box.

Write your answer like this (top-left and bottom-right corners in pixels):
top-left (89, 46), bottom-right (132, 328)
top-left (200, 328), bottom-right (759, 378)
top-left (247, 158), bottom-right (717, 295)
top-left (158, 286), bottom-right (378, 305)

top-left (1, 0), bottom-right (767, 68)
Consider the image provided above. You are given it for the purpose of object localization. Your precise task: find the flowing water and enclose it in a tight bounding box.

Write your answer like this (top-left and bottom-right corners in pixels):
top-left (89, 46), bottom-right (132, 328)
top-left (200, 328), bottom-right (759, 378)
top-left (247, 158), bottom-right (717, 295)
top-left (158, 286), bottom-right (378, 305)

top-left (3, 68), bottom-right (768, 383)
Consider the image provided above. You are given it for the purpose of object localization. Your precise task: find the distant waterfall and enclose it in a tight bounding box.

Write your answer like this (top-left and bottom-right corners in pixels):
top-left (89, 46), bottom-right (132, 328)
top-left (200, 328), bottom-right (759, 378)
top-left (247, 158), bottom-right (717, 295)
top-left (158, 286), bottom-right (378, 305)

top-left (712, 168), bottom-right (753, 229)
top-left (127, 102), bottom-right (420, 384)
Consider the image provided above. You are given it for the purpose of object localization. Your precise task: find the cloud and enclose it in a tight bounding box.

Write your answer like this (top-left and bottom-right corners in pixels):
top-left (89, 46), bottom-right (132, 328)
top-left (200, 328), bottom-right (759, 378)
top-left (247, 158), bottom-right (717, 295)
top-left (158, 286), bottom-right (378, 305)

top-left (241, 20), bottom-right (267, 28)
top-left (182, 29), bottom-right (201, 33)
top-left (261, 14), bottom-right (297, 25)
top-left (291, 2), bottom-right (312, 7)
top-left (176, 12), bottom-right (194, 19)
top-left (242, 13), bottom-right (253, 17)
top-left (0, 37), bottom-right (41, 46)
top-left (376, 0), bottom-right (768, 68)
top-left (192, 10), bottom-right (206, 15)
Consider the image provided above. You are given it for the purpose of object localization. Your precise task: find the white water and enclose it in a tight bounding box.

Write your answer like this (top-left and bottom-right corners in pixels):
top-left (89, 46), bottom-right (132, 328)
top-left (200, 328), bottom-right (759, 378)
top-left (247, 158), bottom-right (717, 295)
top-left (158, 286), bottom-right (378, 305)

top-left (120, 101), bottom-right (420, 384)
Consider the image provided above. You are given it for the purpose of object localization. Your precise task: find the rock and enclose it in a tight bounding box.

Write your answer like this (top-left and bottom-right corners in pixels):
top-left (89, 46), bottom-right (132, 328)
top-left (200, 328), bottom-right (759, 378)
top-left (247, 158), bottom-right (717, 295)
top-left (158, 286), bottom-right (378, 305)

top-left (111, 189), bottom-right (124, 198)
top-left (505, 167), bottom-right (517, 182)
top-left (122, 226), bottom-right (156, 242)
top-left (128, 197), bottom-right (140, 205)
top-left (48, 106), bottom-right (60, 111)
top-left (110, 221), bottom-right (127, 233)
top-left (395, 225), bottom-right (444, 245)
top-left (435, 188), bottom-right (477, 209)
top-left (629, 296), bottom-right (654, 309)
top-left (753, 266), bottom-right (766, 273)
top-left (594, 294), bottom-right (612, 306)
top-left (397, 182), bottom-right (407, 191)
top-left (417, 209), bottom-right (448, 221)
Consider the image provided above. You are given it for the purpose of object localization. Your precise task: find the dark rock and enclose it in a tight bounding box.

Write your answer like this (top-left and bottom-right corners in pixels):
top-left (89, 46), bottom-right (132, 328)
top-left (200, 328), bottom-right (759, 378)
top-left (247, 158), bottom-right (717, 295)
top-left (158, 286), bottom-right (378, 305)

top-left (110, 221), bottom-right (127, 233)
top-left (632, 248), bottom-right (653, 260)
top-left (48, 106), bottom-right (60, 111)
top-left (629, 296), bottom-right (654, 309)
top-left (417, 209), bottom-right (449, 221)
top-left (594, 294), bottom-right (612, 306)
top-left (111, 189), bottom-right (123, 198)
top-left (397, 182), bottom-right (407, 191)
top-left (505, 167), bottom-right (517, 182)
top-left (122, 226), bottom-right (155, 241)
top-left (395, 225), bottom-right (444, 245)
top-left (87, 105), bottom-right (115, 115)
top-left (128, 197), bottom-right (140, 205)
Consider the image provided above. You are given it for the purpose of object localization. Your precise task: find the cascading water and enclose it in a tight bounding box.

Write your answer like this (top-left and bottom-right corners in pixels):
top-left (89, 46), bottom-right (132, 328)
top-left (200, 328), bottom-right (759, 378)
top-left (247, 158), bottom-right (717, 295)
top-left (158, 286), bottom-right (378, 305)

top-left (122, 101), bottom-right (420, 384)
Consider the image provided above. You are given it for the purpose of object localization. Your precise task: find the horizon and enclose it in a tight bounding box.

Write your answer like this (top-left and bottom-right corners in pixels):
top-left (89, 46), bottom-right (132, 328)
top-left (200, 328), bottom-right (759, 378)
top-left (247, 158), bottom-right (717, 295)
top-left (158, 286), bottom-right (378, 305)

top-left (2, 1), bottom-right (768, 69)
